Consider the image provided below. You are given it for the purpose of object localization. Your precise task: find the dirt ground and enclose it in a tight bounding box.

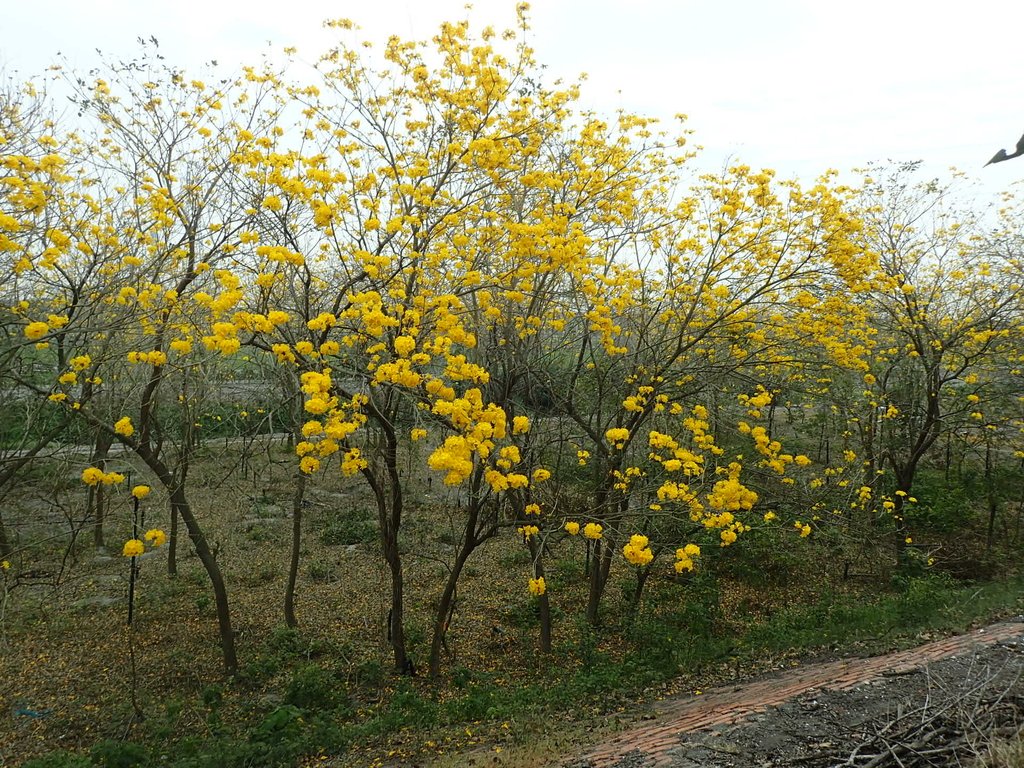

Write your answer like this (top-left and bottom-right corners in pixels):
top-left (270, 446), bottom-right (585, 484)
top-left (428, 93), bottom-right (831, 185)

top-left (569, 620), bottom-right (1024, 768)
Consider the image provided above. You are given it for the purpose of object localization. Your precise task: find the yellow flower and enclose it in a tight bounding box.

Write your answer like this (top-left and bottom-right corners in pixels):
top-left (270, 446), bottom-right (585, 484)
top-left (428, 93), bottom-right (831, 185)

top-left (512, 416), bottom-right (530, 435)
top-left (114, 416), bottom-right (134, 437)
top-left (81, 467), bottom-right (105, 486)
top-left (583, 522), bottom-right (603, 540)
top-left (525, 503), bottom-right (541, 515)
top-left (605, 427), bottom-right (630, 448)
top-left (517, 525), bottom-right (539, 539)
top-left (131, 485), bottom-right (151, 499)
top-left (144, 529), bottom-right (167, 547)
top-left (70, 355), bottom-right (91, 371)
top-left (623, 534), bottom-right (654, 565)
top-left (410, 428), bottom-right (427, 441)
top-left (24, 321), bottom-right (48, 340)
top-left (532, 468), bottom-right (551, 483)
top-left (1, 560), bottom-right (10, 571)
top-left (528, 577), bottom-right (546, 596)
top-left (394, 335), bottom-right (416, 357)
top-left (674, 558), bottom-right (694, 573)
top-left (122, 539), bottom-right (145, 557)
top-left (564, 521), bottom-right (580, 535)
top-left (300, 456), bottom-right (321, 474)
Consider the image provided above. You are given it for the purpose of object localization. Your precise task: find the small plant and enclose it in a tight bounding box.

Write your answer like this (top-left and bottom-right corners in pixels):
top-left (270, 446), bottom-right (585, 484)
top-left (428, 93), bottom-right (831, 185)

top-left (319, 516), bottom-right (376, 546)
top-left (89, 739), bottom-right (149, 768)
top-left (307, 557), bottom-right (336, 583)
top-left (21, 753), bottom-right (91, 768)
top-left (353, 659), bottom-right (385, 688)
top-left (285, 663), bottom-right (351, 714)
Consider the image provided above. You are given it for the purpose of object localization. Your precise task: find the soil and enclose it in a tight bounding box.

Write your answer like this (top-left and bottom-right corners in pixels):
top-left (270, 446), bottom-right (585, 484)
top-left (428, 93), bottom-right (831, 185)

top-left (568, 620), bottom-right (1024, 768)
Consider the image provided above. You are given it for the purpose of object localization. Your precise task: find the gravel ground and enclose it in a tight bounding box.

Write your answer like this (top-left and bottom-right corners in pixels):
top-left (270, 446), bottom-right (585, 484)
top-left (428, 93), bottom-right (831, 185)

top-left (593, 636), bottom-right (1024, 768)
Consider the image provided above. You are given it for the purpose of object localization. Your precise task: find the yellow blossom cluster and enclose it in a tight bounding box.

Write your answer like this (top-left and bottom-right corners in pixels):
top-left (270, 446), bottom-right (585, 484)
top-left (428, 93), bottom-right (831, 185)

top-left (81, 467), bottom-right (126, 486)
top-left (24, 320), bottom-right (49, 340)
top-left (622, 534), bottom-right (654, 565)
top-left (648, 430), bottom-right (705, 476)
top-left (127, 350), bottom-right (168, 366)
top-left (674, 543), bottom-right (701, 573)
top-left (122, 528), bottom-right (167, 557)
top-left (605, 427), bottom-right (630, 449)
top-left (517, 525), bottom-right (539, 539)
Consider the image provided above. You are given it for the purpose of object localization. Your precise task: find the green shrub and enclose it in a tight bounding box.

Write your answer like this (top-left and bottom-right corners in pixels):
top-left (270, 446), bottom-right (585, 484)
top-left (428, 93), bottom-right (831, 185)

top-left (89, 740), bottom-right (149, 768)
top-left (353, 659), bottom-right (385, 688)
top-left (385, 680), bottom-right (437, 729)
top-left (22, 753), bottom-right (91, 768)
top-left (319, 517), bottom-right (377, 546)
top-left (285, 664), bottom-right (351, 714)
top-left (306, 557), bottom-right (336, 583)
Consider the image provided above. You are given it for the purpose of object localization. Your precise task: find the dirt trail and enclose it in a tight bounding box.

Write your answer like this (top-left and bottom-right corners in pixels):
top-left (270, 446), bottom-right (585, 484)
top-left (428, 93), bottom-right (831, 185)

top-left (567, 620), bottom-right (1024, 768)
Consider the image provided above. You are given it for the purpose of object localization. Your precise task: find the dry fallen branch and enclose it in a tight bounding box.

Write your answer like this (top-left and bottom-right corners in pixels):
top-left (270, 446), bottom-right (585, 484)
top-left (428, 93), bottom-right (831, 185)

top-left (787, 652), bottom-right (1024, 768)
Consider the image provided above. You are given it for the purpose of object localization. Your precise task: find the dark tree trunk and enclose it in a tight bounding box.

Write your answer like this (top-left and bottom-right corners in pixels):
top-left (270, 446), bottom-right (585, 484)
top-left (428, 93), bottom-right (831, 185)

top-left (0, 515), bottom-right (11, 558)
top-left (138, 445), bottom-right (237, 675)
top-left (284, 472), bottom-right (305, 628)
top-left (428, 544), bottom-right (469, 677)
top-left (629, 566), bottom-right (652, 619)
top-left (385, 541), bottom-right (408, 673)
top-left (527, 536), bottom-right (552, 653)
top-left (169, 484), bottom-right (237, 675)
top-left (585, 484), bottom-right (616, 625)
top-left (89, 431), bottom-right (114, 549)
top-left (985, 439), bottom-right (998, 552)
top-left (167, 502), bottom-right (179, 577)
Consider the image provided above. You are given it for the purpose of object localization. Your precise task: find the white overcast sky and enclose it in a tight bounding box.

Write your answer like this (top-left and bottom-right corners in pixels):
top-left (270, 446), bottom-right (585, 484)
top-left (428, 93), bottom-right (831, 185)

top-left (4, 0), bottom-right (1024, 205)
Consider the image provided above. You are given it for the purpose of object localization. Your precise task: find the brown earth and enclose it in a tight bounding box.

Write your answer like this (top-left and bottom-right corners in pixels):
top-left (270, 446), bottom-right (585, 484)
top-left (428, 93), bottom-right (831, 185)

top-left (566, 620), bottom-right (1024, 768)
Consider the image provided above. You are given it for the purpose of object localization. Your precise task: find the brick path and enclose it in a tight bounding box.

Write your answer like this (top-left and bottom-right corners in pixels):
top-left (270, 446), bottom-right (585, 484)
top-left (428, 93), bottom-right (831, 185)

top-left (573, 621), bottom-right (1024, 768)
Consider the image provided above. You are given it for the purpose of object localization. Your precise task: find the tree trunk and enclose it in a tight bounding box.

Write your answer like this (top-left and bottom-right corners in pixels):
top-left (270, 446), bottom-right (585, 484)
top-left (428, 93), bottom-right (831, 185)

top-left (89, 431), bottom-right (113, 549)
top-left (587, 536), bottom-right (616, 624)
top-left (985, 439), bottom-right (998, 552)
top-left (138, 445), bottom-right (237, 675)
top-left (0, 515), bottom-right (11, 558)
top-left (169, 484), bottom-right (238, 675)
top-left (585, 485), bottom-right (617, 625)
top-left (385, 541), bottom-right (409, 673)
top-left (528, 536), bottom-right (552, 653)
top-left (428, 544), bottom-right (470, 677)
top-left (167, 502), bottom-right (179, 577)
top-left (629, 566), bottom-right (651, 620)
top-left (284, 472), bottom-right (305, 628)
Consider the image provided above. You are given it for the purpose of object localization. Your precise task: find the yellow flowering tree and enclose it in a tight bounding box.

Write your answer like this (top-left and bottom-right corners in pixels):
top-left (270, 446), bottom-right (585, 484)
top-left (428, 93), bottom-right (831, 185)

top-left (242, 8), bottom-right (596, 673)
top-left (1, 50), bottom-right (290, 675)
top-left (838, 164), bottom-right (1024, 556)
top-left (518, 162), bottom-right (873, 623)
